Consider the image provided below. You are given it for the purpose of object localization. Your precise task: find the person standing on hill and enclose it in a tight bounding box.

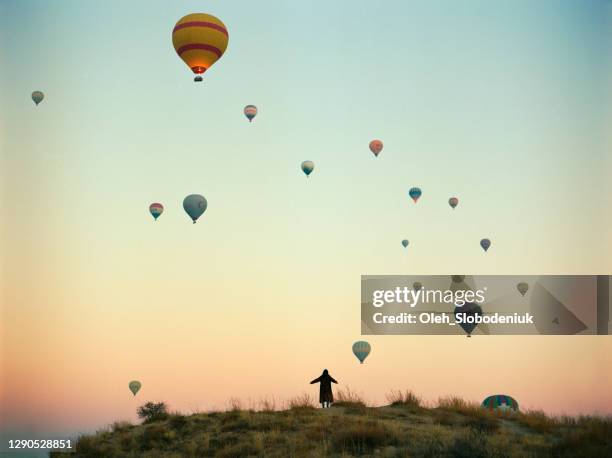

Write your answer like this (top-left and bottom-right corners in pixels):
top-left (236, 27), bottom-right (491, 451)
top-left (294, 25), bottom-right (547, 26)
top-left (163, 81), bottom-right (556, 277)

top-left (310, 369), bottom-right (338, 408)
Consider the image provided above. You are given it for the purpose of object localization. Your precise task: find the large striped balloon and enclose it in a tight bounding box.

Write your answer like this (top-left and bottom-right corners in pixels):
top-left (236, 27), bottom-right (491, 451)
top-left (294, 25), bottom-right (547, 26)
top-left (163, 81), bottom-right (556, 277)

top-left (352, 341), bottom-right (371, 364)
top-left (482, 395), bottom-right (519, 412)
top-left (244, 105), bottom-right (258, 122)
top-left (172, 13), bottom-right (229, 82)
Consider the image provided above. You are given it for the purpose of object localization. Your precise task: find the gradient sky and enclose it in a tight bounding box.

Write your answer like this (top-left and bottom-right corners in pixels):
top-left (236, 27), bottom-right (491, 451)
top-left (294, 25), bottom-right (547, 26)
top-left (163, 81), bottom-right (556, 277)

top-left (1, 0), bottom-right (611, 441)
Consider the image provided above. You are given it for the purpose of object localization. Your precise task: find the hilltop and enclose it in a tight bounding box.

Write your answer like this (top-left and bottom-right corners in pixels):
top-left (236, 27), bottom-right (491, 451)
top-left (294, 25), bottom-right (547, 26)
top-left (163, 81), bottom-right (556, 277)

top-left (51, 391), bottom-right (611, 457)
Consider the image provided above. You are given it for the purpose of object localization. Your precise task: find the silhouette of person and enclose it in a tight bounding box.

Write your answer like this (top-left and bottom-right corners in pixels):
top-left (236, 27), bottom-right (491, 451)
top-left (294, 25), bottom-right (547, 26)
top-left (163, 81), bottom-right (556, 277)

top-left (310, 369), bottom-right (338, 408)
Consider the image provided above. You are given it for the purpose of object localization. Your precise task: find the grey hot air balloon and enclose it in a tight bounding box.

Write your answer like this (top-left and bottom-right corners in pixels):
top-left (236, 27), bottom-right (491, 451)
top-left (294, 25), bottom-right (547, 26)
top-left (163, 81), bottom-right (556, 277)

top-left (128, 380), bottom-right (141, 396)
top-left (517, 282), bottom-right (529, 297)
top-left (413, 281), bottom-right (422, 292)
top-left (32, 91), bottom-right (44, 105)
top-left (183, 194), bottom-right (207, 223)
top-left (401, 239), bottom-right (409, 248)
top-left (301, 160), bottom-right (314, 177)
top-left (480, 238), bottom-right (491, 252)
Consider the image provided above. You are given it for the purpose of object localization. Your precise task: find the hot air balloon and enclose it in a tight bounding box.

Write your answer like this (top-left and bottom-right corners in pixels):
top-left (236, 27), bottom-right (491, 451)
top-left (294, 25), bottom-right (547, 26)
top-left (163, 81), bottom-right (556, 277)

top-left (408, 187), bottom-right (422, 203)
top-left (32, 91), bottom-right (44, 105)
top-left (352, 341), bottom-right (371, 364)
top-left (172, 13), bottom-right (229, 82)
top-left (128, 380), bottom-right (141, 396)
top-left (454, 302), bottom-right (483, 337)
top-left (183, 194), bottom-right (207, 223)
top-left (517, 282), bottom-right (529, 297)
top-left (301, 161), bottom-right (314, 177)
top-left (369, 140), bottom-right (383, 157)
top-left (413, 281), bottom-right (422, 292)
top-left (149, 203), bottom-right (164, 220)
top-left (480, 238), bottom-right (491, 252)
top-left (449, 197), bottom-right (458, 209)
top-left (244, 105), bottom-right (257, 122)
top-left (401, 239), bottom-right (409, 248)
top-left (482, 395), bottom-right (519, 412)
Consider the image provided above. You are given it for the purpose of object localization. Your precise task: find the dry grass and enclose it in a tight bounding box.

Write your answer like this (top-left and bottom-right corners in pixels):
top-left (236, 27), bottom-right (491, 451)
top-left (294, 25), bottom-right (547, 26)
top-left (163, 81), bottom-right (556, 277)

top-left (49, 393), bottom-right (612, 458)
top-left (386, 389), bottom-right (422, 408)
top-left (287, 393), bottom-right (316, 410)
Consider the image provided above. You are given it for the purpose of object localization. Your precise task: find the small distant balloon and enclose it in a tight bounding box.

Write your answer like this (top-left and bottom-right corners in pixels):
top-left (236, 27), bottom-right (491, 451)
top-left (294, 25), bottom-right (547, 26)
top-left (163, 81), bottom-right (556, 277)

top-left (449, 197), bottom-right (458, 209)
top-left (128, 380), bottom-right (141, 396)
top-left (517, 282), bottom-right (529, 297)
top-left (451, 275), bottom-right (466, 283)
top-left (183, 194), bottom-right (207, 223)
top-left (413, 281), bottom-right (422, 291)
top-left (149, 203), bottom-right (164, 220)
top-left (480, 238), bottom-right (491, 252)
top-left (369, 140), bottom-right (383, 157)
top-left (401, 239), bottom-right (409, 248)
top-left (32, 91), bottom-right (44, 105)
top-left (352, 341), bottom-right (371, 364)
top-left (301, 160), bottom-right (314, 177)
top-left (454, 302), bottom-right (483, 337)
top-left (244, 105), bottom-right (257, 122)
top-left (409, 187), bottom-right (422, 203)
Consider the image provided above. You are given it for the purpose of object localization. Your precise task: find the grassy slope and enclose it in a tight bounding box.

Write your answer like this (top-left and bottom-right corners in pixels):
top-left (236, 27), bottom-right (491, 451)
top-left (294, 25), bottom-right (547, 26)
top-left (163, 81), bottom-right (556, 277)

top-left (51, 396), bottom-right (611, 457)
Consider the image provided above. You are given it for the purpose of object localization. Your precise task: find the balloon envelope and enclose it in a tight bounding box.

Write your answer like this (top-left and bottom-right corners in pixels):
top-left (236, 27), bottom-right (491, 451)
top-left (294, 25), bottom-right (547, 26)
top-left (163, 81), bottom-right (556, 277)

top-left (401, 239), bottom-right (409, 248)
top-left (301, 160), bottom-right (314, 176)
top-left (482, 395), bottom-right (519, 412)
top-left (172, 13), bottom-right (229, 80)
top-left (449, 197), bottom-right (458, 209)
top-left (480, 238), bottom-right (491, 252)
top-left (369, 140), bottom-right (383, 157)
top-left (244, 105), bottom-right (257, 122)
top-left (352, 341), bottom-right (371, 364)
top-left (517, 282), bottom-right (529, 297)
top-left (128, 380), bottom-right (141, 396)
top-left (183, 194), bottom-right (207, 223)
top-left (409, 187), bottom-right (422, 203)
top-left (32, 91), bottom-right (44, 105)
top-left (413, 281), bottom-right (422, 292)
top-left (149, 203), bottom-right (164, 220)
top-left (454, 302), bottom-right (483, 337)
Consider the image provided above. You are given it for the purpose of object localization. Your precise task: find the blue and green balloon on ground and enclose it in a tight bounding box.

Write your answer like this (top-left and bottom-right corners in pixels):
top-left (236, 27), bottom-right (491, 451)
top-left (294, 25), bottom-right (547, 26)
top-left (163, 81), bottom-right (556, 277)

top-left (183, 194), bottom-right (207, 223)
top-left (352, 341), bottom-right (371, 364)
top-left (482, 395), bottom-right (519, 412)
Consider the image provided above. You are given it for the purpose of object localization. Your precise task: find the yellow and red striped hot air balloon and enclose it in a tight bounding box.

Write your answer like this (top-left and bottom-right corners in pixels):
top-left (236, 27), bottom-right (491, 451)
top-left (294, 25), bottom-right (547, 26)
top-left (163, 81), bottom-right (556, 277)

top-left (172, 13), bottom-right (229, 82)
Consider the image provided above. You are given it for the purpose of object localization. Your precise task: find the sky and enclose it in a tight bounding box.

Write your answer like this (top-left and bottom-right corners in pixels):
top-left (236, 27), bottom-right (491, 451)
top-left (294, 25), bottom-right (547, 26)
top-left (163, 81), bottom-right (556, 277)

top-left (1, 0), bottom-right (611, 442)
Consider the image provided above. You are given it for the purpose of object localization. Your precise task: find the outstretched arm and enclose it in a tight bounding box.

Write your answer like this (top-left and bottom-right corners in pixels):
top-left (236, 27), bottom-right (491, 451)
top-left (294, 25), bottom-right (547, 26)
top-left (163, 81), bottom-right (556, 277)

top-left (310, 377), bottom-right (321, 384)
top-left (330, 377), bottom-right (338, 384)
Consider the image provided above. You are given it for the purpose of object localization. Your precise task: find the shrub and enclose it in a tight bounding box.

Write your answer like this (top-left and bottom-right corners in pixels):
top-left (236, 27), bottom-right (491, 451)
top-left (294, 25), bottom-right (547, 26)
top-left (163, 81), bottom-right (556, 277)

top-left (168, 413), bottom-right (188, 430)
top-left (137, 402), bottom-right (169, 423)
top-left (386, 389), bottom-right (422, 408)
top-left (287, 393), bottom-right (315, 410)
top-left (335, 386), bottom-right (366, 405)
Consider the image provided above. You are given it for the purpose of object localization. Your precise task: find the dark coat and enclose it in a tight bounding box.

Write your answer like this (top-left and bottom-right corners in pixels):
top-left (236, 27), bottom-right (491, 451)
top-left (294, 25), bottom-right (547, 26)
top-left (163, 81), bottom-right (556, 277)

top-left (310, 370), bottom-right (338, 403)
